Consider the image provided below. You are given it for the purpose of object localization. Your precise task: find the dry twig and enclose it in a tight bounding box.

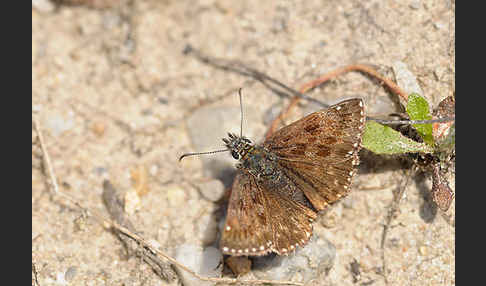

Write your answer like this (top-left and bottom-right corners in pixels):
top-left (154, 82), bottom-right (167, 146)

top-left (102, 180), bottom-right (177, 281)
top-left (265, 64), bottom-right (409, 138)
top-left (32, 262), bottom-right (40, 286)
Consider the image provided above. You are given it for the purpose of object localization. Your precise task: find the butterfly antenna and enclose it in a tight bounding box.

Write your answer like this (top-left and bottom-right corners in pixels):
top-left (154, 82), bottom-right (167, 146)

top-left (238, 88), bottom-right (244, 138)
top-left (179, 149), bottom-right (229, 162)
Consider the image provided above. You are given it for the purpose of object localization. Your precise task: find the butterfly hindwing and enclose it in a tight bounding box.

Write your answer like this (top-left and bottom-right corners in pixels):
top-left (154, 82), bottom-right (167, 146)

top-left (220, 172), bottom-right (273, 256)
top-left (220, 171), bottom-right (317, 255)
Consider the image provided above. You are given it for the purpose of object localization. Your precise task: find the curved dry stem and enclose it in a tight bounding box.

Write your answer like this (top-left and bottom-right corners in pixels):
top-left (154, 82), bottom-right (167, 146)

top-left (265, 64), bottom-right (409, 139)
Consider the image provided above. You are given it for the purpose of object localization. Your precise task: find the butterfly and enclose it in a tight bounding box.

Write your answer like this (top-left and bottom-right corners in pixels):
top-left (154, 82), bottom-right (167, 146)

top-left (218, 98), bottom-right (366, 256)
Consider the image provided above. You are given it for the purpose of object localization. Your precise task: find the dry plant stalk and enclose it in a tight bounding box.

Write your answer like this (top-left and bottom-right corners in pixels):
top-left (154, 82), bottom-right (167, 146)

top-left (102, 179), bottom-right (177, 281)
top-left (32, 262), bottom-right (40, 286)
top-left (265, 64), bottom-right (409, 139)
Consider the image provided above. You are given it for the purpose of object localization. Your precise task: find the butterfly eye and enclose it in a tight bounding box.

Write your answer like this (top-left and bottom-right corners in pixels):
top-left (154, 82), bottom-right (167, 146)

top-left (231, 150), bottom-right (240, 160)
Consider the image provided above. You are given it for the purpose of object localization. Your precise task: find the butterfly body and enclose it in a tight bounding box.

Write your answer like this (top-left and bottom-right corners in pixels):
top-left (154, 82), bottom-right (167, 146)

top-left (219, 98), bottom-right (366, 256)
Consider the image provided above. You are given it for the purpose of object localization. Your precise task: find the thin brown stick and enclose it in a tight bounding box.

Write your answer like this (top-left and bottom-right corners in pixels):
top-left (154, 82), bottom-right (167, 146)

top-left (34, 116), bottom-right (86, 210)
top-left (299, 64), bottom-right (408, 102)
top-left (265, 64), bottom-right (409, 138)
top-left (102, 180), bottom-right (177, 281)
top-left (32, 262), bottom-right (40, 286)
top-left (33, 116), bottom-right (303, 286)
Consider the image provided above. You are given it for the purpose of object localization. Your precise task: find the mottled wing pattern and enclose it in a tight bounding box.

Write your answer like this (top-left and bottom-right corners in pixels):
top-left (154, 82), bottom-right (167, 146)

top-left (221, 98), bottom-right (365, 256)
top-left (263, 98), bottom-right (366, 211)
top-left (221, 171), bottom-right (317, 256)
top-left (220, 172), bottom-right (273, 256)
top-left (262, 184), bottom-right (317, 255)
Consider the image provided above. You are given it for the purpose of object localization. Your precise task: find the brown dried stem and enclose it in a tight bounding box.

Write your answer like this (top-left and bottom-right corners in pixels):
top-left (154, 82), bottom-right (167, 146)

top-left (32, 262), bottom-right (40, 286)
top-left (265, 64), bottom-right (408, 138)
top-left (102, 180), bottom-right (177, 281)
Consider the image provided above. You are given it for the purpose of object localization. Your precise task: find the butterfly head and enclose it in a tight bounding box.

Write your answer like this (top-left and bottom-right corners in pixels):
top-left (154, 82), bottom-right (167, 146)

top-left (222, 133), bottom-right (253, 160)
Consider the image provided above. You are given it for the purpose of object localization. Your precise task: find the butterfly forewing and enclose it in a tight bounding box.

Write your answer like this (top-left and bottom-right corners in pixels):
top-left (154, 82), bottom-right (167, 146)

top-left (263, 98), bottom-right (365, 211)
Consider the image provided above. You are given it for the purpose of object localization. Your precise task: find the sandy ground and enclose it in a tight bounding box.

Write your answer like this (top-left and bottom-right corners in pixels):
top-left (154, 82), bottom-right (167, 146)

top-left (32, 0), bottom-right (455, 285)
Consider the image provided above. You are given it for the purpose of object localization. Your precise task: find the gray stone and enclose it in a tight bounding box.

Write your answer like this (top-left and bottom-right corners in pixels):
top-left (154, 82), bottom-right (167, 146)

top-left (197, 179), bottom-right (226, 202)
top-left (366, 95), bottom-right (396, 118)
top-left (409, 0), bottom-right (421, 10)
top-left (392, 61), bottom-right (424, 97)
top-left (46, 112), bottom-right (75, 137)
top-left (251, 235), bottom-right (336, 283)
top-left (195, 213), bottom-right (219, 245)
top-left (32, 0), bottom-right (55, 13)
top-left (434, 22), bottom-right (446, 30)
top-left (174, 244), bottom-right (222, 286)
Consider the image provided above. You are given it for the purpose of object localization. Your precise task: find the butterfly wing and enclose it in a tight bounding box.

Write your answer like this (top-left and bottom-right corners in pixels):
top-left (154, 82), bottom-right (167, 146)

top-left (220, 170), bottom-right (317, 256)
top-left (220, 171), bottom-right (273, 256)
top-left (261, 180), bottom-right (317, 254)
top-left (263, 98), bottom-right (365, 211)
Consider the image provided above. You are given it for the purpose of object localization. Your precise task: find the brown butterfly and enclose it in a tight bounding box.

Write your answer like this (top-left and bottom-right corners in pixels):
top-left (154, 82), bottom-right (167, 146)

top-left (181, 97), bottom-right (366, 256)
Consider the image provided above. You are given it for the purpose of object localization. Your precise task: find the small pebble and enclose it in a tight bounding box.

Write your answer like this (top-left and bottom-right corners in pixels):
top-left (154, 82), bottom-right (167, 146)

top-left (197, 179), bottom-right (225, 202)
top-left (392, 61), bottom-right (423, 97)
top-left (91, 122), bottom-right (106, 137)
top-left (174, 244), bottom-right (222, 286)
top-left (409, 0), bottom-right (421, 10)
top-left (46, 113), bottom-right (75, 137)
top-left (32, 104), bottom-right (42, 113)
top-left (124, 189), bottom-right (141, 215)
top-left (418, 245), bottom-right (428, 256)
top-left (252, 235), bottom-right (336, 283)
top-left (92, 167), bottom-right (108, 176)
top-left (434, 22), bottom-right (446, 30)
top-left (32, 0), bottom-right (55, 13)
top-left (55, 271), bottom-right (67, 285)
top-left (149, 164), bottom-right (158, 176)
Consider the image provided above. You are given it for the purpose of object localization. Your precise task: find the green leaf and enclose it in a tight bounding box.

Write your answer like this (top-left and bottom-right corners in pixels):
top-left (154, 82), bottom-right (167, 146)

top-left (362, 121), bottom-right (434, 154)
top-left (406, 93), bottom-right (434, 146)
